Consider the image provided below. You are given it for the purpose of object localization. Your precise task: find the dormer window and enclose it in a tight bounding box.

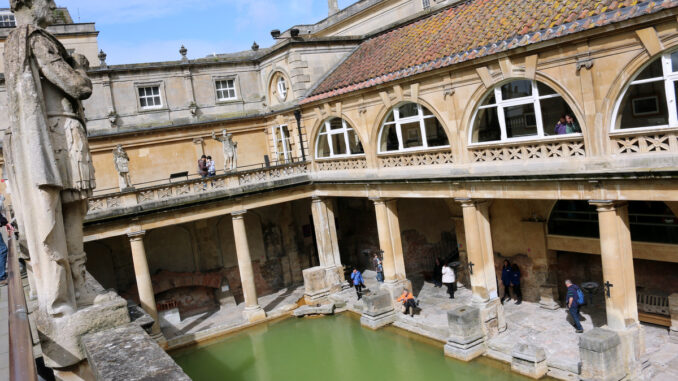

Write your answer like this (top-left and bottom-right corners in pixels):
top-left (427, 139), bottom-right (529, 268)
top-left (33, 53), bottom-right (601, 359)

top-left (277, 76), bottom-right (288, 101)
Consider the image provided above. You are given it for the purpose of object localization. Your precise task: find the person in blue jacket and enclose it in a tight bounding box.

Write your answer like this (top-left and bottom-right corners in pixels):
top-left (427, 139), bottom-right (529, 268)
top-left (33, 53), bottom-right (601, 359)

top-left (565, 279), bottom-right (584, 333)
top-left (510, 263), bottom-right (522, 305)
top-left (351, 268), bottom-right (364, 300)
top-left (500, 260), bottom-right (512, 303)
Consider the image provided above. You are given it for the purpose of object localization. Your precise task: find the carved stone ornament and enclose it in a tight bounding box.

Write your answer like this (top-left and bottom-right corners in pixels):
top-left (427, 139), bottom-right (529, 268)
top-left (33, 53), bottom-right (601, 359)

top-left (213, 129), bottom-right (238, 172)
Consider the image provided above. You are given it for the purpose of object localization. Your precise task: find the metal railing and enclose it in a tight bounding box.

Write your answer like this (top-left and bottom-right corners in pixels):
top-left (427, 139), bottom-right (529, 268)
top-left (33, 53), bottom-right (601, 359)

top-left (6, 235), bottom-right (38, 381)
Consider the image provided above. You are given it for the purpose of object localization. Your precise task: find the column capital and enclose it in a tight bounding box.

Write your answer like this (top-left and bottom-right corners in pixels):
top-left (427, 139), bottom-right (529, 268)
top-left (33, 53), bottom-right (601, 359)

top-left (311, 196), bottom-right (327, 204)
top-left (369, 197), bottom-right (395, 205)
top-left (127, 230), bottom-right (146, 240)
top-left (232, 210), bottom-right (247, 219)
top-left (589, 200), bottom-right (627, 212)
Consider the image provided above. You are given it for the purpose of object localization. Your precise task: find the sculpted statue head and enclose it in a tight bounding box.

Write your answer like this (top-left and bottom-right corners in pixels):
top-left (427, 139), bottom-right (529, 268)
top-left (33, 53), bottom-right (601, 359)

top-left (11, 0), bottom-right (57, 28)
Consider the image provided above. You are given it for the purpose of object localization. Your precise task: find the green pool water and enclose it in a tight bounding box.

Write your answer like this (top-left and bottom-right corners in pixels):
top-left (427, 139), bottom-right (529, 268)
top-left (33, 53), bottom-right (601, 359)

top-left (173, 314), bottom-right (530, 381)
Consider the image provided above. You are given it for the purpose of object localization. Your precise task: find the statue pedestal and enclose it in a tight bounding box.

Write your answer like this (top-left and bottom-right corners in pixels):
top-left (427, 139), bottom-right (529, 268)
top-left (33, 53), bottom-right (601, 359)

top-left (36, 293), bottom-right (130, 369)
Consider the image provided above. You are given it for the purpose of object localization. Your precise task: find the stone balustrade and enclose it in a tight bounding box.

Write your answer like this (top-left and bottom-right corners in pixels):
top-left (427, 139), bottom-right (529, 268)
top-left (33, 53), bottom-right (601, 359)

top-left (88, 162), bottom-right (308, 215)
top-left (378, 147), bottom-right (454, 167)
top-left (610, 127), bottom-right (678, 155)
top-left (316, 156), bottom-right (368, 171)
top-left (469, 136), bottom-right (585, 162)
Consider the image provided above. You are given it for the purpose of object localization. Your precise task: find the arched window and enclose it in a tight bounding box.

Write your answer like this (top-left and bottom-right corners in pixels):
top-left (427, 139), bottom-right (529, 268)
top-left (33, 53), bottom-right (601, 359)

top-left (471, 79), bottom-right (580, 143)
top-left (378, 103), bottom-right (449, 153)
top-left (316, 118), bottom-right (364, 158)
top-left (612, 52), bottom-right (678, 130)
top-left (277, 76), bottom-right (288, 101)
top-left (548, 200), bottom-right (678, 244)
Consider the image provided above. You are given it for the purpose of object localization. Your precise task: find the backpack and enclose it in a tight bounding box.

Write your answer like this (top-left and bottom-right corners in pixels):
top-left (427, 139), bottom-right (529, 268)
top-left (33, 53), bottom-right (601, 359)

top-left (576, 286), bottom-right (585, 306)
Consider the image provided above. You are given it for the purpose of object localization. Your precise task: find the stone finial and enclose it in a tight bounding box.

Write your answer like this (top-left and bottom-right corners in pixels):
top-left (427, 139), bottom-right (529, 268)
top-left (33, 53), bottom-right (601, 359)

top-left (98, 49), bottom-right (107, 67)
top-left (179, 45), bottom-right (188, 61)
top-left (251, 41), bottom-right (259, 51)
top-left (328, 0), bottom-right (339, 16)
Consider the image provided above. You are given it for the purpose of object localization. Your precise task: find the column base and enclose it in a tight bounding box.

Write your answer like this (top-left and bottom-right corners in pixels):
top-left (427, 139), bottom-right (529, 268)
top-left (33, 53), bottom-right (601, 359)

top-left (360, 292), bottom-right (396, 330)
top-left (511, 343), bottom-right (548, 379)
top-left (670, 327), bottom-right (678, 344)
top-left (615, 323), bottom-right (647, 380)
top-left (243, 306), bottom-right (266, 323)
top-left (150, 330), bottom-right (167, 348)
top-left (472, 297), bottom-right (507, 338)
top-left (444, 335), bottom-right (486, 362)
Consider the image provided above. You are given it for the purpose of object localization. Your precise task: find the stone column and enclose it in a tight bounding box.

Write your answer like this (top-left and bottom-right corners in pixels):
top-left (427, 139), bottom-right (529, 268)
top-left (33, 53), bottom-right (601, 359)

top-left (372, 198), bottom-right (409, 298)
top-left (455, 198), bottom-right (505, 337)
top-left (232, 211), bottom-right (266, 322)
top-left (128, 231), bottom-right (163, 341)
top-left (590, 200), bottom-right (644, 378)
top-left (590, 201), bottom-right (639, 330)
top-left (310, 197), bottom-right (345, 293)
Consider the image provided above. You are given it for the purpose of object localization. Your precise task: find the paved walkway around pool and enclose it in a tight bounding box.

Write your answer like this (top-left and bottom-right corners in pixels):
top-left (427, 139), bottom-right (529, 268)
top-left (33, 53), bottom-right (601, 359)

top-left (331, 270), bottom-right (678, 381)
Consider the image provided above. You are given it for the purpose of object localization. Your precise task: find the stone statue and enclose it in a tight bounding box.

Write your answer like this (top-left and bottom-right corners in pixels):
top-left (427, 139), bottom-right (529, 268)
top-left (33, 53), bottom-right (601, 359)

top-left (113, 144), bottom-right (133, 190)
top-left (213, 129), bottom-right (238, 172)
top-left (3, 0), bottom-right (98, 316)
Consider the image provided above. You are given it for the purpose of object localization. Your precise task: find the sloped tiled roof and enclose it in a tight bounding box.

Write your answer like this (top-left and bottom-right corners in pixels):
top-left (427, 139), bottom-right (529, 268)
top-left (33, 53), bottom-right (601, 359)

top-left (303, 0), bottom-right (678, 104)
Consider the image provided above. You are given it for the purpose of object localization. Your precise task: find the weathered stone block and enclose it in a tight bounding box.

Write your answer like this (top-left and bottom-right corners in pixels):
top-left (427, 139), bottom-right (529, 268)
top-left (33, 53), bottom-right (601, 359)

top-left (444, 306), bottom-right (486, 361)
top-left (243, 306), bottom-right (266, 323)
top-left (325, 265), bottom-right (347, 293)
top-left (82, 323), bottom-right (190, 381)
top-left (579, 328), bottom-right (625, 381)
top-left (511, 343), bottom-right (547, 379)
top-left (37, 294), bottom-right (130, 368)
top-left (302, 266), bottom-right (330, 304)
top-left (360, 292), bottom-right (396, 329)
top-left (538, 284), bottom-right (560, 310)
top-left (293, 303), bottom-right (335, 317)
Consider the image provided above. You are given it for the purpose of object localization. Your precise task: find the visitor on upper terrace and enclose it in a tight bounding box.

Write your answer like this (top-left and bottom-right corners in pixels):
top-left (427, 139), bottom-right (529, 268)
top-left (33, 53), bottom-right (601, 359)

top-left (555, 114), bottom-right (581, 135)
top-left (351, 268), bottom-right (364, 300)
top-left (207, 156), bottom-right (216, 177)
top-left (198, 155), bottom-right (208, 178)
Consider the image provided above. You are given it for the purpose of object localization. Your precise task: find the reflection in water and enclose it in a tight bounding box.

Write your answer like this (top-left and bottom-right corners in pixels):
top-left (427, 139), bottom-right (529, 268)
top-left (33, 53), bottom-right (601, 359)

top-left (173, 314), bottom-right (530, 381)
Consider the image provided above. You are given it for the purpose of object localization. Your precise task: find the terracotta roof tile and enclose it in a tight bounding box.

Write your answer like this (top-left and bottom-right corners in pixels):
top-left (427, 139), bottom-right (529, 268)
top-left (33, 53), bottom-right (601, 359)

top-left (303, 0), bottom-right (678, 104)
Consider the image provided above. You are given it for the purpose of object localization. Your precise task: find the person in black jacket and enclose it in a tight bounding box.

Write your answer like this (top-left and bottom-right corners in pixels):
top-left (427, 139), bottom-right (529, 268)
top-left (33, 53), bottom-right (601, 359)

top-left (500, 260), bottom-right (512, 303)
top-left (0, 212), bottom-right (15, 286)
top-left (433, 257), bottom-right (443, 288)
top-left (510, 263), bottom-right (522, 305)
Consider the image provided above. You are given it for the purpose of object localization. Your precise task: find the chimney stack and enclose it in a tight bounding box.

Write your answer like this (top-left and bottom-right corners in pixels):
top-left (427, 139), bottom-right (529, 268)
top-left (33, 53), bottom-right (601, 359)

top-left (328, 0), bottom-right (339, 16)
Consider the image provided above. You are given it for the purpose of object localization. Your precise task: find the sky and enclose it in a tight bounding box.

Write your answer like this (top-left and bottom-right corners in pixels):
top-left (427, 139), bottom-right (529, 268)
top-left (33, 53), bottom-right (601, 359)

top-left (2, 0), bottom-right (357, 65)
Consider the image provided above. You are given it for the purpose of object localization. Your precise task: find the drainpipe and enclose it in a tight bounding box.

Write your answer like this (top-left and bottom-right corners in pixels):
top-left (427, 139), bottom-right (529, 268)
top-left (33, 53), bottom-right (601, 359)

top-left (294, 109), bottom-right (306, 162)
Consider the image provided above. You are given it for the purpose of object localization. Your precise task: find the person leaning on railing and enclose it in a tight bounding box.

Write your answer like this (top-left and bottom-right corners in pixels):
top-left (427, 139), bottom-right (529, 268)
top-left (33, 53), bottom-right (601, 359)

top-left (0, 211), bottom-right (16, 286)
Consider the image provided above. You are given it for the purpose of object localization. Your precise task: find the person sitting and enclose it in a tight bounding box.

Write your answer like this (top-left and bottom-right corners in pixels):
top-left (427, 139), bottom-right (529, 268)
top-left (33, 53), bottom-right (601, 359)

top-left (396, 289), bottom-right (416, 317)
top-left (555, 115), bottom-right (568, 135)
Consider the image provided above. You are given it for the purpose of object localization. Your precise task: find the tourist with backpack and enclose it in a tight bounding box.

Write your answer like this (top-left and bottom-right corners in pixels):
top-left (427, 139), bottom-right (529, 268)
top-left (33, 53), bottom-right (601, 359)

top-left (351, 268), bottom-right (364, 300)
top-left (565, 279), bottom-right (584, 333)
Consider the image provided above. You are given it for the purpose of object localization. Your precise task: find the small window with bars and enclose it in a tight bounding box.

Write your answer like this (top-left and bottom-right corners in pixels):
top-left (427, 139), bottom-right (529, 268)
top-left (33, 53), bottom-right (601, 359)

top-left (215, 79), bottom-right (236, 101)
top-left (0, 13), bottom-right (16, 28)
top-left (138, 86), bottom-right (162, 109)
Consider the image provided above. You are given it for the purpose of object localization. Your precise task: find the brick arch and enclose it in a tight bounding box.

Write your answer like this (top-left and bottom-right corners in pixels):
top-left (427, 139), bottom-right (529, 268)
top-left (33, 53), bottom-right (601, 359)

top-left (123, 270), bottom-right (222, 303)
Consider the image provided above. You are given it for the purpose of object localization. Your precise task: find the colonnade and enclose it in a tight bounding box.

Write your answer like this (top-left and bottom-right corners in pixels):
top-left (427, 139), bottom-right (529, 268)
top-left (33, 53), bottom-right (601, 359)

top-left (122, 196), bottom-right (640, 347)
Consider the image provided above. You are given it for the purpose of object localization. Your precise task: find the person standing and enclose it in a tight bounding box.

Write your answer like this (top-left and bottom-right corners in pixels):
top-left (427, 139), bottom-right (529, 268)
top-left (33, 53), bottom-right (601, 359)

top-left (442, 263), bottom-right (456, 299)
top-left (501, 260), bottom-right (512, 303)
top-left (351, 268), bottom-right (364, 300)
top-left (376, 259), bottom-right (384, 283)
top-left (207, 155), bottom-right (216, 177)
top-left (433, 257), bottom-right (443, 288)
top-left (198, 155), bottom-right (208, 178)
top-left (565, 279), bottom-right (584, 333)
top-left (0, 212), bottom-right (14, 286)
top-left (510, 263), bottom-right (522, 304)
top-left (396, 289), bottom-right (416, 317)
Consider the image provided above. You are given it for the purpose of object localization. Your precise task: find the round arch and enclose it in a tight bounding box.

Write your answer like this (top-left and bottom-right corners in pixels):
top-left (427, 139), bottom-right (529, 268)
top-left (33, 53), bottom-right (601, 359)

top-left (312, 116), bottom-right (367, 159)
top-left (463, 75), bottom-right (587, 145)
top-left (600, 35), bottom-right (678, 134)
top-left (266, 68), bottom-right (293, 105)
top-left (370, 99), bottom-right (453, 155)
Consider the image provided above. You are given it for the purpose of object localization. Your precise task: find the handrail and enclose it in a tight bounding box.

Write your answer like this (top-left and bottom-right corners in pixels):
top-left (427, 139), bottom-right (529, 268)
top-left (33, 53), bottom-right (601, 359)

top-left (7, 236), bottom-right (38, 381)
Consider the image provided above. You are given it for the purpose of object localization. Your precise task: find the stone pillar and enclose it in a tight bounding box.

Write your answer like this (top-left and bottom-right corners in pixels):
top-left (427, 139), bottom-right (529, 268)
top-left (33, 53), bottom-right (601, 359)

top-left (372, 198), bottom-right (409, 299)
top-left (590, 201), bottom-right (639, 330)
top-left (579, 328), bottom-right (625, 381)
top-left (444, 306), bottom-right (486, 361)
top-left (455, 198), bottom-right (505, 336)
top-left (128, 231), bottom-right (164, 342)
top-left (670, 293), bottom-right (678, 342)
top-left (360, 292), bottom-right (396, 330)
top-left (310, 197), bottom-right (345, 292)
top-left (590, 200), bottom-right (644, 378)
top-left (232, 211), bottom-right (266, 322)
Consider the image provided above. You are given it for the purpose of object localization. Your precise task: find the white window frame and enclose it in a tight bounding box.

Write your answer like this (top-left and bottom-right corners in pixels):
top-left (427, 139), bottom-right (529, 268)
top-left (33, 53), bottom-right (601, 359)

top-left (610, 52), bottom-right (678, 132)
top-left (273, 124), bottom-right (292, 163)
top-left (215, 78), bottom-right (237, 101)
top-left (0, 12), bottom-right (16, 28)
top-left (468, 80), bottom-right (577, 145)
top-left (276, 76), bottom-right (288, 101)
top-left (377, 103), bottom-right (449, 154)
top-left (315, 118), bottom-right (364, 159)
top-left (136, 83), bottom-right (164, 111)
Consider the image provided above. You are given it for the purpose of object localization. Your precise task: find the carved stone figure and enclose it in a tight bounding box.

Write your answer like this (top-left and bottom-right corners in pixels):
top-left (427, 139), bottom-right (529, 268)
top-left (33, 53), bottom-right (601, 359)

top-left (3, 0), bottom-right (98, 316)
top-left (113, 144), bottom-right (133, 190)
top-left (213, 129), bottom-right (238, 171)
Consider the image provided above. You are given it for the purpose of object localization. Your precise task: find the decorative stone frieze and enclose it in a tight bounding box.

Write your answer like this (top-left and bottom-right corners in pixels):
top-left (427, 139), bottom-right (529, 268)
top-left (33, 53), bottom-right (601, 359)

top-left (316, 157), bottom-right (368, 171)
top-left (611, 129), bottom-right (678, 155)
top-left (378, 148), bottom-right (454, 168)
top-left (471, 138), bottom-right (585, 162)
